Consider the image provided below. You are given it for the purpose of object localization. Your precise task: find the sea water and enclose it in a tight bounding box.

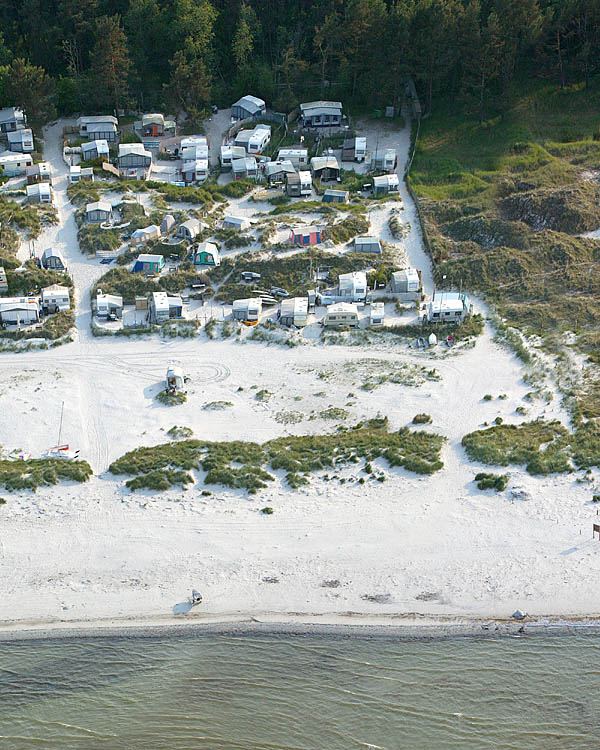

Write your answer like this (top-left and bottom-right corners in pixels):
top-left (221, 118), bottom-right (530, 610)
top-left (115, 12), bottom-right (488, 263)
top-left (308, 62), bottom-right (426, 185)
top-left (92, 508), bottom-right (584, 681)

top-left (0, 633), bottom-right (599, 749)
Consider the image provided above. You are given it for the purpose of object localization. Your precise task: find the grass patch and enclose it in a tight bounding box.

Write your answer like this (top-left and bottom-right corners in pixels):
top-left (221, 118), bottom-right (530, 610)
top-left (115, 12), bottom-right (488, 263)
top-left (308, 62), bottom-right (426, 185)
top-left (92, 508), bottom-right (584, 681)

top-left (156, 390), bottom-right (187, 406)
top-left (0, 459), bottom-right (92, 492)
top-left (412, 413), bottom-right (432, 424)
top-left (109, 419), bottom-right (446, 494)
top-left (322, 215), bottom-right (369, 244)
top-left (474, 472), bottom-right (509, 492)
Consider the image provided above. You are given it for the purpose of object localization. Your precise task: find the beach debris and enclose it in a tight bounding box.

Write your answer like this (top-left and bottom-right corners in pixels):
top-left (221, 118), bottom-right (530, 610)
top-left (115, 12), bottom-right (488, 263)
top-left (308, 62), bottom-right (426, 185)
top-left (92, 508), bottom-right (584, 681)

top-left (361, 593), bottom-right (392, 604)
top-left (511, 487), bottom-right (532, 501)
top-left (511, 609), bottom-right (527, 620)
top-left (415, 591), bottom-right (440, 602)
top-left (262, 576), bottom-right (279, 584)
top-left (321, 579), bottom-right (341, 588)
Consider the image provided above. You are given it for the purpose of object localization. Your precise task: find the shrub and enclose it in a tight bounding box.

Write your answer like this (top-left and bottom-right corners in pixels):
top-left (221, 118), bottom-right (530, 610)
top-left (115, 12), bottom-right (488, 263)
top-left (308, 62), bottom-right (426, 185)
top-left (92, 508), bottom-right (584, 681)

top-left (412, 413), bottom-right (432, 424)
top-left (0, 458), bottom-right (92, 492)
top-left (483, 394), bottom-right (493, 401)
top-left (260, 506), bottom-right (274, 514)
top-left (156, 390), bottom-right (187, 406)
top-left (475, 472), bottom-right (509, 491)
top-left (167, 425), bottom-right (194, 439)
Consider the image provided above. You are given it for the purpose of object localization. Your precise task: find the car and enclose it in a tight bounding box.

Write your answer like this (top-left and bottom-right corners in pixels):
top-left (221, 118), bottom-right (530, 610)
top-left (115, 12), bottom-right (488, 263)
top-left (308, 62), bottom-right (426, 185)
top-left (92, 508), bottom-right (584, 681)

top-left (211, 104), bottom-right (218, 114)
top-left (270, 286), bottom-right (289, 298)
top-left (241, 271), bottom-right (261, 282)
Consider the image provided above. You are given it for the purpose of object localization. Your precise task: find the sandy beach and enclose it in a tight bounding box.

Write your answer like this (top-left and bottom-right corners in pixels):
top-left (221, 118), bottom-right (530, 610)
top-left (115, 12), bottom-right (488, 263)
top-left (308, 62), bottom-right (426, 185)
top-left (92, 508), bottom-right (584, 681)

top-left (1, 115), bottom-right (599, 637)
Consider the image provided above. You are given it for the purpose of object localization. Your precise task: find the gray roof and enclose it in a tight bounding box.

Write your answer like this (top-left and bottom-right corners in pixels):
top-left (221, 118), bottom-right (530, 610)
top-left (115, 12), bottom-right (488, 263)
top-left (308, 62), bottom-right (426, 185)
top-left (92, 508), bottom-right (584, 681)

top-left (300, 101), bottom-right (342, 117)
top-left (0, 107), bottom-right (25, 125)
top-left (233, 95), bottom-right (265, 115)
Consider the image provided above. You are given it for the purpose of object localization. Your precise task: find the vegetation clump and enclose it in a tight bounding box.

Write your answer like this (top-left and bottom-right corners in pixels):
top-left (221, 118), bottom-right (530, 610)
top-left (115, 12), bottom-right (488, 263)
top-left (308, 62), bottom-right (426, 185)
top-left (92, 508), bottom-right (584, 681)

top-left (474, 472), bottom-right (509, 492)
top-left (156, 390), bottom-right (187, 406)
top-left (109, 420), bottom-right (446, 494)
top-left (412, 413), bottom-right (432, 424)
top-left (0, 459), bottom-right (92, 492)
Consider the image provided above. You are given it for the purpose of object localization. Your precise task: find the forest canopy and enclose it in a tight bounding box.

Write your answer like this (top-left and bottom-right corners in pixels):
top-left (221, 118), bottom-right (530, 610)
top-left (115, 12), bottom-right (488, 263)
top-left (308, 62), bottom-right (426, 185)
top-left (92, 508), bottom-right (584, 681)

top-left (0, 1), bottom-right (599, 123)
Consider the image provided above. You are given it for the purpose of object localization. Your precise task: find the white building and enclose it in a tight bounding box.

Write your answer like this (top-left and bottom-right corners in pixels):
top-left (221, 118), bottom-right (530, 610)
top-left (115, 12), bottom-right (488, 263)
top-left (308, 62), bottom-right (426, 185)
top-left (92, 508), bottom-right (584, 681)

top-left (149, 292), bottom-right (183, 324)
top-left (26, 183), bottom-right (53, 203)
top-left (391, 268), bottom-right (420, 294)
top-left (232, 297), bottom-right (262, 322)
top-left (338, 271), bottom-right (368, 302)
top-left (81, 139), bottom-right (109, 160)
top-left (247, 125), bottom-right (271, 154)
top-left (277, 148), bottom-right (308, 168)
top-left (323, 302), bottom-right (359, 328)
top-left (0, 297), bottom-right (40, 326)
top-left (96, 292), bottom-right (123, 318)
top-left (223, 215), bottom-right (250, 231)
top-left (41, 284), bottom-right (70, 313)
top-left (7, 128), bottom-right (34, 152)
top-left (0, 151), bottom-right (33, 176)
top-left (369, 302), bottom-right (385, 327)
top-left (372, 173), bottom-right (399, 195)
top-left (177, 218), bottom-right (202, 241)
top-left (69, 165), bottom-right (94, 183)
top-left (280, 297), bottom-right (309, 328)
top-left (426, 292), bottom-right (471, 324)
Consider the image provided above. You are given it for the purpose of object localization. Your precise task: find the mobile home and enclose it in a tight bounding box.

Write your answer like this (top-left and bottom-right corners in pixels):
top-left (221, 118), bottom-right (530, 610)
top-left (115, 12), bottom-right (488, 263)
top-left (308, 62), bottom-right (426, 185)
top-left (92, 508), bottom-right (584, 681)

top-left (77, 116), bottom-right (118, 141)
top-left (231, 95), bottom-right (266, 121)
top-left (280, 297), bottom-right (308, 328)
top-left (232, 297), bottom-right (262, 322)
top-left (300, 101), bottom-right (342, 128)
top-left (322, 302), bottom-right (359, 328)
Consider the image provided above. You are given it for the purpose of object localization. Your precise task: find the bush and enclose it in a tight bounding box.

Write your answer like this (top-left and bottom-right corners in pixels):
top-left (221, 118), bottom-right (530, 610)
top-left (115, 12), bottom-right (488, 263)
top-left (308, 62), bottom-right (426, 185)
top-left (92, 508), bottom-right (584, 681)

top-left (261, 506), bottom-right (274, 514)
top-left (156, 390), bottom-right (187, 406)
top-left (475, 472), bottom-right (509, 491)
top-left (0, 458), bottom-right (92, 492)
top-left (412, 413), bottom-right (432, 424)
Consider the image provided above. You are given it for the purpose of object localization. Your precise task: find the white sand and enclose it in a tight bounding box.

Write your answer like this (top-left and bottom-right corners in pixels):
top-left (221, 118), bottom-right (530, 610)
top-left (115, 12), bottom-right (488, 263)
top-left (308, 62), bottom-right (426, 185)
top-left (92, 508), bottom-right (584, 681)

top-left (0, 118), bottom-right (598, 634)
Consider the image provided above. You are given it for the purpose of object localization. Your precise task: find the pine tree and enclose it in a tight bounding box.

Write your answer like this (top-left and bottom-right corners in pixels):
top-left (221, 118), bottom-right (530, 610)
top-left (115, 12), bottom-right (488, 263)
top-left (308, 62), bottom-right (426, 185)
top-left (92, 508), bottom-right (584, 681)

top-left (89, 15), bottom-right (132, 112)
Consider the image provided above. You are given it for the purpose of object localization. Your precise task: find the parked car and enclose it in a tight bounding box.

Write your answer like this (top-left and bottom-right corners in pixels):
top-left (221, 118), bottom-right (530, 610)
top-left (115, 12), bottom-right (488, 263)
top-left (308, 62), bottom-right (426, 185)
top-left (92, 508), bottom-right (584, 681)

top-left (241, 271), bottom-right (261, 281)
top-left (270, 286), bottom-right (289, 297)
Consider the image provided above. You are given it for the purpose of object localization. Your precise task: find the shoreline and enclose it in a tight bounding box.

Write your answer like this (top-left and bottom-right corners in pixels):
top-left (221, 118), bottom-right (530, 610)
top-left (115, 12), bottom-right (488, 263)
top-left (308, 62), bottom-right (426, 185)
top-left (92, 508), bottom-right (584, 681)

top-left (2, 611), bottom-right (600, 643)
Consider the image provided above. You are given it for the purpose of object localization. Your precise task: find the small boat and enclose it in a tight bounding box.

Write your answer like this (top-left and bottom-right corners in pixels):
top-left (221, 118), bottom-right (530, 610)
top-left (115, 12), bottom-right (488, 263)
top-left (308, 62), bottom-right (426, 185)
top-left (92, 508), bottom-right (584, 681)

top-left (190, 589), bottom-right (203, 606)
top-left (242, 319), bottom-right (259, 327)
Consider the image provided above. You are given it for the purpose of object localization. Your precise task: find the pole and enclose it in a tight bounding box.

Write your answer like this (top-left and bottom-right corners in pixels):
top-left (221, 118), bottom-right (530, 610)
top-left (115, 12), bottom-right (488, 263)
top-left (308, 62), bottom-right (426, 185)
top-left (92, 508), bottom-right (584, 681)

top-left (57, 400), bottom-right (65, 446)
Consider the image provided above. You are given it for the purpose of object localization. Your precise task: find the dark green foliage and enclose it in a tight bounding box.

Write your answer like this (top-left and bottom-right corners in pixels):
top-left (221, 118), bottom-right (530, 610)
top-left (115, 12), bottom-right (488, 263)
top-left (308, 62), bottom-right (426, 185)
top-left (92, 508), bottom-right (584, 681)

top-left (475, 473), bottom-right (509, 492)
top-left (213, 228), bottom-right (253, 249)
top-left (260, 506), bottom-right (274, 514)
top-left (78, 225), bottom-right (121, 255)
top-left (91, 266), bottom-right (210, 302)
top-left (462, 420), bottom-right (600, 475)
top-left (156, 390), bottom-right (187, 406)
top-left (0, 459), bottom-right (92, 492)
top-left (322, 216), bottom-right (369, 244)
top-left (67, 183), bottom-right (100, 206)
top-left (109, 423), bottom-right (446, 493)
top-left (126, 469), bottom-right (193, 491)
top-left (412, 413), bottom-right (432, 424)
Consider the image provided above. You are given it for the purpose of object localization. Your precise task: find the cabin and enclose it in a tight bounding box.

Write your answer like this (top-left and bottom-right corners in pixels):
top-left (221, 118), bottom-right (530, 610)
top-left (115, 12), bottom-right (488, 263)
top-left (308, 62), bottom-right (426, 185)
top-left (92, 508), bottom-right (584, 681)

top-left (280, 297), bottom-right (308, 328)
top-left (77, 116), bottom-right (118, 141)
top-left (290, 226), bottom-right (322, 246)
top-left (266, 160), bottom-right (295, 186)
top-left (68, 166), bottom-right (94, 183)
top-left (180, 135), bottom-right (208, 157)
top-left (300, 101), bottom-right (343, 128)
top-left (391, 268), bottom-right (420, 294)
top-left (0, 152), bottom-right (33, 176)
top-left (192, 241), bottom-right (220, 267)
top-left (182, 158), bottom-right (209, 184)
top-left (426, 292), bottom-right (471, 324)
top-left (247, 125), bottom-right (271, 155)
top-left (81, 139), bottom-right (109, 161)
top-left (0, 268), bottom-right (7, 294)
top-left (223, 215), bottom-right (250, 231)
top-left (0, 107), bottom-right (26, 133)
top-left (342, 136), bottom-right (367, 162)
top-left (231, 95), bottom-right (266, 121)
top-left (96, 292), bottom-right (123, 319)
top-left (41, 284), bottom-right (70, 314)
top-left (234, 129), bottom-right (254, 150)
top-left (354, 236), bottom-right (381, 254)
top-left (0, 297), bottom-right (40, 327)
top-left (277, 148), bottom-right (308, 168)
top-left (286, 170), bottom-right (312, 197)
top-left (26, 162), bottom-right (51, 185)
top-left (177, 219), bottom-right (202, 242)
top-left (323, 189), bottom-right (349, 204)
top-left (338, 271), bottom-right (368, 302)
top-left (161, 215), bottom-right (176, 234)
top-left (131, 226), bottom-right (161, 249)
top-left (141, 113), bottom-right (165, 137)
top-left (323, 302), bottom-right (359, 328)
top-left (372, 174), bottom-right (399, 195)
top-left (133, 252), bottom-right (165, 273)
top-left (85, 201), bottom-right (112, 223)
top-left (220, 144), bottom-right (246, 170)
top-left (370, 148), bottom-right (397, 172)
top-left (41, 247), bottom-right (67, 271)
top-left (7, 128), bottom-right (34, 153)
top-left (310, 155), bottom-right (340, 181)
top-left (26, 183), bottom-right (53, 204)
top-left (232, 297), bottom-right (262, 322)
top-left (118, 144), bottom-right (152, 178)
top-left (149, 291), bottom-right (183, 323)
top-left (369, 302), bottom-right (385, 327)
top-left (232, 156), bottom-right (258, 180)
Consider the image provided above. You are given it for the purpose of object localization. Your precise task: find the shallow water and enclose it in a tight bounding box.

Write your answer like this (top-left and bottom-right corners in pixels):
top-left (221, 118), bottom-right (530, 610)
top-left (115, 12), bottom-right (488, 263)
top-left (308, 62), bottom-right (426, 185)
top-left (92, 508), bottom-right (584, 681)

top-left (0, 633), bottom-right (599, 749)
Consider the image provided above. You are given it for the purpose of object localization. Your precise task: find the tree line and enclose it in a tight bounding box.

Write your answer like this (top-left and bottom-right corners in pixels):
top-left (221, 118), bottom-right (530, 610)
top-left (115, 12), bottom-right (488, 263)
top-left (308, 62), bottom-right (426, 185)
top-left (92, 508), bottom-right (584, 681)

top-left (0, 0), bottom-right (599, 125)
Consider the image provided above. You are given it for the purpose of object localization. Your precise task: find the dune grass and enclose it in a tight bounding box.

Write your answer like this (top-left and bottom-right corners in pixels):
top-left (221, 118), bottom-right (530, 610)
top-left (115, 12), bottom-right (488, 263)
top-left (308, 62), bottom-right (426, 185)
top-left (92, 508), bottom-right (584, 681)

top-left (0, 459), bottom-right (92, 492)
top-left (109, 418), bottom-right (446, 494)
